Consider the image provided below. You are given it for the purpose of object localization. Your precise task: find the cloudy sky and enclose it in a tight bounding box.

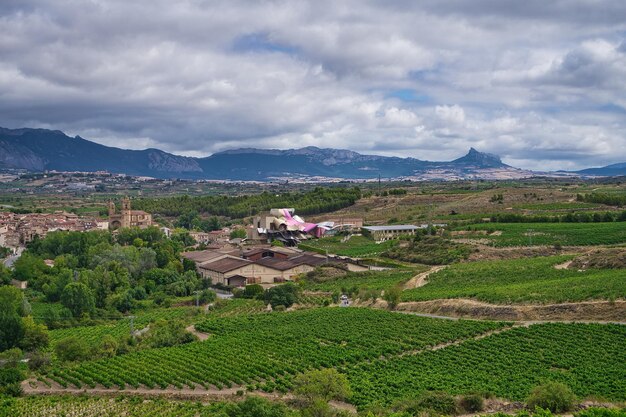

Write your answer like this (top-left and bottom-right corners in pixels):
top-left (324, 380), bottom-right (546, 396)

top-left (1, 0), bottom-right (626, 170)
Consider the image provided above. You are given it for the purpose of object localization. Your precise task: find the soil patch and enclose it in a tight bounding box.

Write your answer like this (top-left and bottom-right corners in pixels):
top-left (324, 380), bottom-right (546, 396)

top-left (395, 299), bottom-right (626, 322)
top-left (403, 265), bottom-right (447, 289)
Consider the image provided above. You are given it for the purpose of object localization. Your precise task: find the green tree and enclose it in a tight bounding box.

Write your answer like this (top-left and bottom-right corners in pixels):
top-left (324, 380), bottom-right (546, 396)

top-left (60, 282), bottom-right (95, 317)
top-left (230, 228), bottom-right (247, 239)
top-left (19, 316), bottom-right (49, 352)
top-left (0, 265), bottom-right (11, 285)
top-left (265, 283), bottom-right (300, 308)
top-left (527, 381), bottom-right (577, 413)
top-left (140, 320), bottom-right (197, 348)
top-left (0, 287), bottom-right (26, 352)
top-left (383, 286), bottom-right (402, 310)
top-left (293, 368), bottom-right (351, 403)
top-left (55, 336), bottom-right (90, 362)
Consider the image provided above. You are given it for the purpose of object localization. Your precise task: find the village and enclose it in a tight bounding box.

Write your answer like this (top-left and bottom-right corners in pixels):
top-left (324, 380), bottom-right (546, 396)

top-left (0, 196), bottom-right (441, 290)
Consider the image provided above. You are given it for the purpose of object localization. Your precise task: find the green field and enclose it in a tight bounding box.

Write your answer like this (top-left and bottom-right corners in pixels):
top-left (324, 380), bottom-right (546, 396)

top-left (300, 269), bottom-right (421, 294)
top-left (401, 256), bottom-right (626, 304)
top-left (48, 307), bottom-right (198, 348)
top-left (42, 308), bottom-right (506, 391)
top-left (345, 323), bottom-right (626, 408)
top-left (456, 222), bottom-right (626, 246)
top-left (299, 235), bottom-right (398, 257)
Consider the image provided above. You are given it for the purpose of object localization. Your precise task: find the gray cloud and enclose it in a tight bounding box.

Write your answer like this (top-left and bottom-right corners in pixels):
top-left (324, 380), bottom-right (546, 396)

top-left (1, 0), bottom-right (626, 170)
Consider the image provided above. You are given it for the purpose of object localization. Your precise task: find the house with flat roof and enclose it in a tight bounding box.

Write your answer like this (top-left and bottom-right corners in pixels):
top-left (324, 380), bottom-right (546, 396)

top-left (362, 225), bottom-right (420, 242)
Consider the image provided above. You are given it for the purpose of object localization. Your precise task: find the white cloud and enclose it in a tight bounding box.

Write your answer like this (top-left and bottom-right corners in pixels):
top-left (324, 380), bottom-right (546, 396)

top-left (0, 0), bottom-right (625, 169)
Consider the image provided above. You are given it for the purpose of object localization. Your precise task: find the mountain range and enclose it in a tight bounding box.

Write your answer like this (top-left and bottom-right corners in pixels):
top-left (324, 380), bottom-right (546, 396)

top-left (0, 127), bottom-right (623, 180)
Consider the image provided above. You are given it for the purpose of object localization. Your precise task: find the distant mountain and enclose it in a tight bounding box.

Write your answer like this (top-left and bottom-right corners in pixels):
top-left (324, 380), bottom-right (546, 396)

top-left (0, 128), bottom-right (201, 176)
top-left (451, 147), bottom-right (506, 168)
top-left (0, 126), bottom-right (526, 180)
top-left (576, 162), bottom-right (626, 177)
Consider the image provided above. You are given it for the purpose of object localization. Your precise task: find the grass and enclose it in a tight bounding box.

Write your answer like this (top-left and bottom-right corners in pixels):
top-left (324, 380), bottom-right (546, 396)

top-left (401, 255), bottom-right (626, 304)
top-left (456, 222), bottom-right (626, 247)
top-left (299, 235), bottom-right (398, 257)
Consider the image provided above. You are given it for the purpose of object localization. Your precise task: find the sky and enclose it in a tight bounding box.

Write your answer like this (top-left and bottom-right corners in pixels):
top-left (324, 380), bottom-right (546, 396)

top-left (1, 0), bottom-right (626, 171)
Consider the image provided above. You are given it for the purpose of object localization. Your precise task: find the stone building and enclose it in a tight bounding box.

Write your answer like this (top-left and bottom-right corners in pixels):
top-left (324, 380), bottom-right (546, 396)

top-left (108, 197), bottom-right (152, 229)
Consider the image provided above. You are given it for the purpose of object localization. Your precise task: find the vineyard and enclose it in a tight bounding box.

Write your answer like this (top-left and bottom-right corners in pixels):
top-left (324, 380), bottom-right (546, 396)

top-left (38, 308), bottom-right (506, 391)
top-left (299, 235), bottom-right (398, 257)
top-left (455, 222), bottom-right (626, 246)
top-left (401, 256), bottom-right (626, 304)
top-left (300, 269), bottom-right (420, 293)
top-left (344, 323), bottom-right (626, 408)
top-left (48, 307), bottom-right (198, 348)
top-left (0, 395), bottom-right (233, 417)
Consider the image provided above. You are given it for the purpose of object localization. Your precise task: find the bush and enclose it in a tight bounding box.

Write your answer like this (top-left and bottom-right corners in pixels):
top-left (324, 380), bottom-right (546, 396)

top-left (459, 393), bottom-right (484, 413)
top-left (415, 391), bottom-right (458, 415)
top-left (27, 351), bottom-right (51, 371)
top-left (55, 336), bottom-right (90, 362)
top-left (527, 381), bottom-right (576, 413)
top-left (264, 282), bottom-right (300, 308)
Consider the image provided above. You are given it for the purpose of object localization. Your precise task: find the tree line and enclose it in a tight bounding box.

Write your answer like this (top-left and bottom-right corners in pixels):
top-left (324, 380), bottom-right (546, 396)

top-left (132, 186), bottom-right (362, 219)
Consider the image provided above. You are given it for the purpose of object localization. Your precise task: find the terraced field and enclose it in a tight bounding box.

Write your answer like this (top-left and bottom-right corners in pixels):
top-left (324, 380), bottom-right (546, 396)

top-left (300, 269), bottom-right (420, 293)
top-left (299, 235), bottom-right (398, 257)
top-left (401, 256), bottom-right (626, 304)
top-left (456, 222), bottom-right (626, 247)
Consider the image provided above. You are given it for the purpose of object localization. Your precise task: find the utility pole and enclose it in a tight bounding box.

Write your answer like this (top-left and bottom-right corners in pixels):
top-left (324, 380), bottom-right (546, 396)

top-left (129, 315), bottom-right (136, 337)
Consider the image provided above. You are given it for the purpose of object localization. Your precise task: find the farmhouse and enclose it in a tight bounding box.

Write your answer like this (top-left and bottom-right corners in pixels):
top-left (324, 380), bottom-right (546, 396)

top-left (362, 225), bottom-right (420, 242)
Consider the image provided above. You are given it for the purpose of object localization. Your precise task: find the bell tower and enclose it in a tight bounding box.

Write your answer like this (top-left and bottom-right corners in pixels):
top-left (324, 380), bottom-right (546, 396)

top-left (108, 200), bottom-right (116, 216)
top-left (121, 197), bottom-right (131, 228)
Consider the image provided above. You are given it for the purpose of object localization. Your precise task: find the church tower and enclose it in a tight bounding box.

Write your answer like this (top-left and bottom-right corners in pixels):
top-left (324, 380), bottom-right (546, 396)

top-left (108, 200), bottom-right (116, 217)
top-left (121, 197), bottom-right (131, 228)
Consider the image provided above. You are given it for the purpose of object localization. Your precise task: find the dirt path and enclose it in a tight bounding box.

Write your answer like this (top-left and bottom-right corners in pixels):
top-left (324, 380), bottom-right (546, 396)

top-left (554, 260), bottom-right (573, 269)
top-left (403, 265), bottom-right (447, 289)
top-left (185, 325), bottom-right (210, 341)
top-left (394, 299), bottom-right (626, 322)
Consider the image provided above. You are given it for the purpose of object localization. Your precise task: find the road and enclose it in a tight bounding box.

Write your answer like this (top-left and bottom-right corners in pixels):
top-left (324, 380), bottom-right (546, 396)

top-left (2, 247), bottom-right (24, 268)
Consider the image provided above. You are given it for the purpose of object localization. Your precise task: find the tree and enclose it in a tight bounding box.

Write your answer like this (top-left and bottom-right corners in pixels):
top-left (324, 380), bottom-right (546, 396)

top-left (0, 286), bottom-right (26, 352)
top-left (230, 228), bottom-right (247, 239)
top-left (265, 283), bottom-right (300, 308)
top-left (293, 368), bottom-right (351, 403)
top-left (527, 381), bottom-right (576, 412)
top-left (55, 336), bottom-right (90, 362)
top-left (0, 265), bottom-right (11, 285)
top-left (19, 316), bottom-right (49, 352)
top-left (383, 286), bottom-right (402, 310)
top-left (226, 396), bottom-right (291, 417)
top-left (140, 320), bottom-right (197, 348)
top-left (240, 284), bottom-right (264, 299)
top-left (60, 282), bottom-right (95, 317)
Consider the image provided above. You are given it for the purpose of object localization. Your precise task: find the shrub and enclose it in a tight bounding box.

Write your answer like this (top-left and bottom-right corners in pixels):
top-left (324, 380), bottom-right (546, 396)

top-left (27, 351), bottom-right (51, 371)
top-left (527, 381), bottom-right (576, 413)
top-left (458, 393), bottom-right (484, 413)
top-left (55, 336), bottom-right (90, 362)
top-left (415, 391), bottom-right (458, 415)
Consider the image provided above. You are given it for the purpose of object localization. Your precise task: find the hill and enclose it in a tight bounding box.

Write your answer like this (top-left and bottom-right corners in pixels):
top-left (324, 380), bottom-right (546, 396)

top-left (0, 126), bottom-right (530, 180)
